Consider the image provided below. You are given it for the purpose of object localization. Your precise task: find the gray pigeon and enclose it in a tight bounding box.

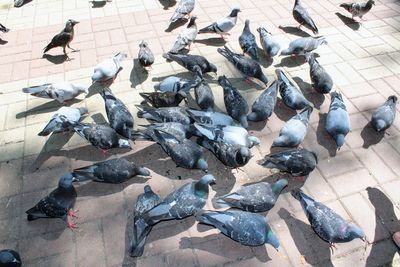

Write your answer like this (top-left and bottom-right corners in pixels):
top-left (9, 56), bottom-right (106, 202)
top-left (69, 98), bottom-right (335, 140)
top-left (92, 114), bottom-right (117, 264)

top-left (0, 249), bottom-right (21, 267)
top-left (280, 36), bottom-right (327, 56)
top-left (194, 71), bottom-right (215, 111)
top-left (163, 52), bottom-right (217, 74)
top-left (152, 129), bottom-right (208, 171)
top-left (157, 76), bottom-right (199, 93)
top-left (292, 188), bottom-right (365, 244)
top-left (187, 109), bottom-right (236, 126)
top-left (273, 106), bottom-right (313, 147)
top-left (247, 81), bottom-right (278, 121)
top-left (371, 95), bottom-right (397, 132)
top-left (239, 19), bottom-right (258, 60)
top-left (133, 122), bottom-right (193, 141)
top-left (92, 52), bottom-right (127, 83)
top-left (260, 148), bottom-right (318, 177)
top-left (196, 209), bottom-right (280, 248)
top-left (218, 75), bottom-right (249, 128)
top-left (138, 41), bottom-right (155, 69)
top-left (197, 138), bottom-right (251, 168)
top-left (72, 158), bottom-right (150, 183)
top-left (22, 82), bottom-right (88, 103)
top-left (218, 46), bottom-right (268, 85)
top-left (326, 92), bottom-right (350, 148)
top-left (100, 88), bottom-right (134, 139)
top-left (276, 68), bottom-right (310, 110)
top-left (306, 53), bottom-right (333, 94)
top-left (214, 179), bottom-right (288, 212)
top-left (14, 0), bottom-right (26, 7)
top-left (340, 0), bottom-right (375, 20)
top-left (26, 173), bottom-right (78, 229)
top-left (293, 0), bottom-right (319, 34)
top-left (170, 0), bottom-right (195, 23)
top-left (130, 185), bottom-right (162, 257)
top-left (38, 106), bottom-right (88, 136)
top-left (193, 123), bottom-right (260, 148)
top-left (137, 106), bottom-right (191, 124)
top-left (258, 27), bottom-right (281, 58)
top-left (43, 20), bottom-right (79, 59)
top-left (170, 16), bottom-right (198, 53)
top-left (198, 7), bottom-right (241, 39)
top-left (0, 23), bottom-right (9, 33)
top-left (140, 91), bottom-right (187, 108)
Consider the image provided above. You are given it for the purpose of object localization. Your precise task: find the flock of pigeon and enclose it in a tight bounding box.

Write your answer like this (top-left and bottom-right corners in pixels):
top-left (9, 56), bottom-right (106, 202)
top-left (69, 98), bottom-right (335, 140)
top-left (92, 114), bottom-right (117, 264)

top-left (0, 0), bottom-right (399, 265)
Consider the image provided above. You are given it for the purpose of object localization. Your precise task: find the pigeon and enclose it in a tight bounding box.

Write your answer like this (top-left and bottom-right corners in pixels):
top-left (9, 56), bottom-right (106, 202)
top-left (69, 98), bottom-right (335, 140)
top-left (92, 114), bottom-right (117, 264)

top-left (260, 148), bottom-right (318, 177)
top-left (306, 53), bottom-right (333, 94)
top-left (217, 46), bottom-right (268, 85)
top-left (130, 185), bottom-right (162, 257)
top-left (70, 122), bottom-right (131, 151)
top-left (138, 41), bottom-right (155, 69)
top-left (247, 80), bottom-right (278, 122)
top-left (371, 95), bottom-right (397, 132)
top-left (0, 249), bottom-right (21, 267)
top-left (152, 129), bottom-right (208, 171)
top-left (14, 0), bottom-right (26, 7)
top-left (198, 7), bottom-right (241, 39)
top-left (291, 188), bottom-right (365, 244)
top-left (276, 69), bottom-right (310, 110)
top-left (258, 27), bottom-right (281, 58)
top-left (196, 209), bottom-right (280, 248)
top-left (133, 122), bottom-right (194, 141)
top-left (137, 106), bottom-right (191, 124)
top-left (273, 106), bottom-right (313, 147)
top-left (194, 74), bottom-right (215, 111)
top-left (280, 36), bottom-right (327, 56)
top-left (22, 82), bottom-right (88, 104)
top-left (92, 52), bottom-right (127, 84)
top-left (218, 75), bottom-right (249, 128)
top-left (157, 76), bottom-right (199, 93)
top-left (193, 123), bottom-right (260, 148)
top-left (292, 0), bottom-right (319, 34)
top-left (187, 109), bottom-right (236, 126)
top-left (170, 0), bottom-right (195, 23)
top-left (140, 91), bottom-right (187, 108)
top-left (340, 0), bottom-right (375, 20)
top-left (326, 92), bottom-right (350, 149)
top-left (26, 173), bottom-right (78, 229)
top-left (100, 88), bottom-right (134, 139)
top-left (170, 16), bottom-right (198, 53)
top-left (43, 19), bottom-right (79, 58)
top-left (38, 106), bottom-right (88, 136)
top-left (197, 138), bottom-right (251, 168)
top-left (214, 179), bottom-right (288, 212)
top-left (0, 23), bottom-right (9, 33)
top-left (89, 0), bottom-right (113, 8)
top-left (163, 52), bottom-right (217, 74)
top-left (239, 19), bottom-right (258, 60)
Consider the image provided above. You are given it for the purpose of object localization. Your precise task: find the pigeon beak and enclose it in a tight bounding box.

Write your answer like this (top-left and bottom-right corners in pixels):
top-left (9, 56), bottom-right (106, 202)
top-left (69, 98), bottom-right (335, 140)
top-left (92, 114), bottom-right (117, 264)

top-left (72, 176), bottom-right (79, 182)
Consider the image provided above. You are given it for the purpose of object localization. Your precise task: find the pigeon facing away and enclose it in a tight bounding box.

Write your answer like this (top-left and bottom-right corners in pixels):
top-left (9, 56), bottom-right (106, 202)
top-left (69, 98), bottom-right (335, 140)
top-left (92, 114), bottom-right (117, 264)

top-left (214, 179), bottom-right (288, 212)
top-left (247, 81), bottom-right (278, 122)
top-left (273, 106), bottom-right (313, 147)
top-left (306, 53), bottom-right (333, 94)
top-left (239, 19), bottom-right (258, 60)
top-left (371, 95), bottom-right (397, 132)
top-left (137, 106), bottom-right (191, 124)
top-left (92, 52), bottom-right (127, 84)
top-left (326, 92), bottom-right (350, 148)
top-left (218, 46), bottom-right (268, 85)
top-left (219, 75), bottom-right (249, 128)
top-left (340, 0), bottom-right (375, 20)
top-left (133, 122), bottom-right (193, 141)
top-left (152, 129), bottom-right (208, 171)
top-left (0, 23), bottom-right (9, 33)
top-left (140, 91), bottom-right (187, 108)
top-left (187, 109), bottom-right (236, 126)
top-left (291, 188), bottom-right (365, 244)
top-left (258, 27), bottom-right (281, 58)
top-left (138, 41), bottom-right (155, 69)
top-left (196, 209), bottom-right (280, 248)
top-left (22, 82), bottom-right (88, 103)
top-left (26, 173), bottom-right (78, 229)
top-left (38, 106), bottom-right (88, 136)
top-left (73, 158), bottom-right (150, 183)
top-left (260, 148), bottom-right (318, 177)
top-left (157, 76), bottom-right (199, 93)
top-left (280, 36), bottom-right (327, 56)
top-left (198, 7), bottom-right (241, 39)
top-left (163, 52), bottom-right (217, 74)
top-left (194, 75), bottom-right (215, 111)
top-left (0, 249), bottom-right (21, 267)
top-left (276, 69), bottom-right (310, 110)
top-left (170, 16), bottom-right (198, 53)
top-left (293, 0), bottom-right (319, 34)
top-left (170, 0), bottom-right (195, 23)
top-left (100, 88), bottom-right (134, 139)
top-left (43, 19), bottom-right (79, 58)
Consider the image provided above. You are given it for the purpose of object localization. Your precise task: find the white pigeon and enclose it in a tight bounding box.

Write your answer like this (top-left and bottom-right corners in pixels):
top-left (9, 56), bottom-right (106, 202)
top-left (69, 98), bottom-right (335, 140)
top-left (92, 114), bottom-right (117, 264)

top-left (22, 82), bottom-right (88, 103)
top-left (91, 52), bottom-right (127, 83)
top-left (170, 16), bottom-right (198, 53)
top-left (198, 7), bottom-right (241, 39)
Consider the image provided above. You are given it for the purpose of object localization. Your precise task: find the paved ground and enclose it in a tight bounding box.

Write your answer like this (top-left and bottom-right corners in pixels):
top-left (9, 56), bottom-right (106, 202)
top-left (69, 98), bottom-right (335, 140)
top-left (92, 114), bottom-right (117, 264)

top-left (0, 0), bottom-right (400, 266)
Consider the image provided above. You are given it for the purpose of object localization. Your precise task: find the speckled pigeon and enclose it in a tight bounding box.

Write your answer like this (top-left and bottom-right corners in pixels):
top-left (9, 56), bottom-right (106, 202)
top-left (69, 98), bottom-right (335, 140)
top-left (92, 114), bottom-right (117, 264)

top-left (133, 122), bottom-right (194, 141)
top-left (187, 109), bottom-right (236, 126)
top-left (340, 0), bottom-right (375, 20)
top-left (276, 68), bottom-right (310, 110)
top-left (194, 71), bottom-right (215, 111)
top-left (137, 106), bottom-right (191, 124)
top-left (140, 91), bottom-right (187, 108)
top-left (138, 41), bottom-right (155, 69)
top-left (198, 7), bottom-right (241, 39)
top-left (258, 26), bottom-right (280, 58)
top-left (306, 53), bottom-right (333, 94)
top-left (92, 52), bottom-right (127, 83)
top-left (371, 95), bottom-right (397, 132)
top-left (247, 80), bottom-right (278, 121)
top-left (170, 0), bottom-right (195, 23)
top-left (280, 36), bottom-right (327, 56)
top-left (239, 19), bottom-right (258, 60)
top-left (22, 82), bottom-right (88, 103)
top-left (170, 16), bottom-right (198, 53)
top-left (293, 0), bottom-right (319, 34)
top-left (0, 249), bottom-right (21, 267)
top-left (326, 92), bottom-right (350, 149)
top-left (163, 52), bottom-right (217, 74)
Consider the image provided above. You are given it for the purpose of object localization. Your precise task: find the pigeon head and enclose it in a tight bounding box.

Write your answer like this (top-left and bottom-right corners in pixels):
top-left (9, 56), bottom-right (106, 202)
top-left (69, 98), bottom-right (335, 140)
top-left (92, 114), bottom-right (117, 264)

top-left (272, 179), bottom-right (288, 194)
top-left (244, 19), bottom-right (250, 28)
top-left (58, 173), bottom-right (76, 189)
top-left (118, 138), bottom-right (131, 149)
top-left (139, 40), bottom-right (148, 48)
top-left (265, 229), bottom-right (280, 250)
top-left (196, 158), bottom-right (208, 172)
top-left (257, 27), bottom-right (270, 36)
top-left (188, 16), bottom-right (197, 27)
top-left (229, 7), bottom-right (241, 17)
top-left (236, 146), bottom-right (251, 165)
top-left (67, 19), bottom-right (79, 27)
top-left (143, 185), bottom-right (153, 193)
top-left (192, 65), bottom-right (204, 79)
top-left (194, 174), bottom-right (215, 198)
top-left (78, 107), bottom-right (89, 116)
top-left (136, 167), bottom-right (151, 177)
top-left (114, 52), bottom-right (128, 62)
top-left (345, 224), bottom-right (365, 242)
top-left (367, 0), bottom-right (375, 5)
top-left (0, 249), bottom-right (21, 266)
top-left (388, 95), bottom-right (398, 103)
top-left (248, 135), bottom-right (260, 147)
top-left (206, 63), bottom-right (218, 74)
top-left (334, 133), bottom-right (345, 148)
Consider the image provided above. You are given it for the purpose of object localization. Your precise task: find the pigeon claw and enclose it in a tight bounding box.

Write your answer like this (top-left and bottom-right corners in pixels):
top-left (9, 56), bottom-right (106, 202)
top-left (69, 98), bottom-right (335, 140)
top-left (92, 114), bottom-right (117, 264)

top-left (68, 209), bottom-right (79, 218)
top-left (67, 221), bottom-right (79, 230)
top-left (295, 176), bottom-right (305, 182)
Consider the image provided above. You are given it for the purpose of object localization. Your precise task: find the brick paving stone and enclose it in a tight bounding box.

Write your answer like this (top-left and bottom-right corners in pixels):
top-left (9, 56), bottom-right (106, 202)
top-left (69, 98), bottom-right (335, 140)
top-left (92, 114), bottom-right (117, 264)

top-left (318, 151), bottom-right (363, 178)
top-left (328, 169), bottom-right (378, 196)
top-left (76, 220), bottom-right (107, 267)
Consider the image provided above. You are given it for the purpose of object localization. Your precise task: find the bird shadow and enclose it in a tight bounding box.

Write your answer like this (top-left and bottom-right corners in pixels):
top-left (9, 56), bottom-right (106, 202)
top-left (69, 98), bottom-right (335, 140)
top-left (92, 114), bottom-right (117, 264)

top-left (130, 58), bottom-right (149, 89)
top-left (159, 0), bottom-right (177, 10)
top-left (360, 122), bottom-right (385, 148)
top-left (90, 1), bottom-right (107, 8)
top-left (278, 25), bottom-right (311, 37)
top-left (275, 56), bottom-right (306, 68)
top-left (194, 38), bottom-right (227, 47)
top-left (165, 19), bottom-right (188, 32)
top-left (293, 77), bottom-right (325, 109)
top-left (316, 113), bottom-right (338, 157)
top-left (86, 83), bottom-right (104, 98)
top-left (244, 172), bottom-right (306, 193)
top-left (0, 38), bottom-right (8, 45)
top-left (122, 210), bottom-right (137, 267)
top-left (14, 0), bottom-right (32, 7)
top-left (273, 99), bottom-right (297, 122)
top-left (42, 54), bottom-right (69, 64)
top-left (335, 13), bottom-right (361, 31)
top-left (257, 48), bottom-right (274, 68)
top-left (15, 99), bottom-right (80, 119)
top-left (91, 112), bottom-right (108, 124)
